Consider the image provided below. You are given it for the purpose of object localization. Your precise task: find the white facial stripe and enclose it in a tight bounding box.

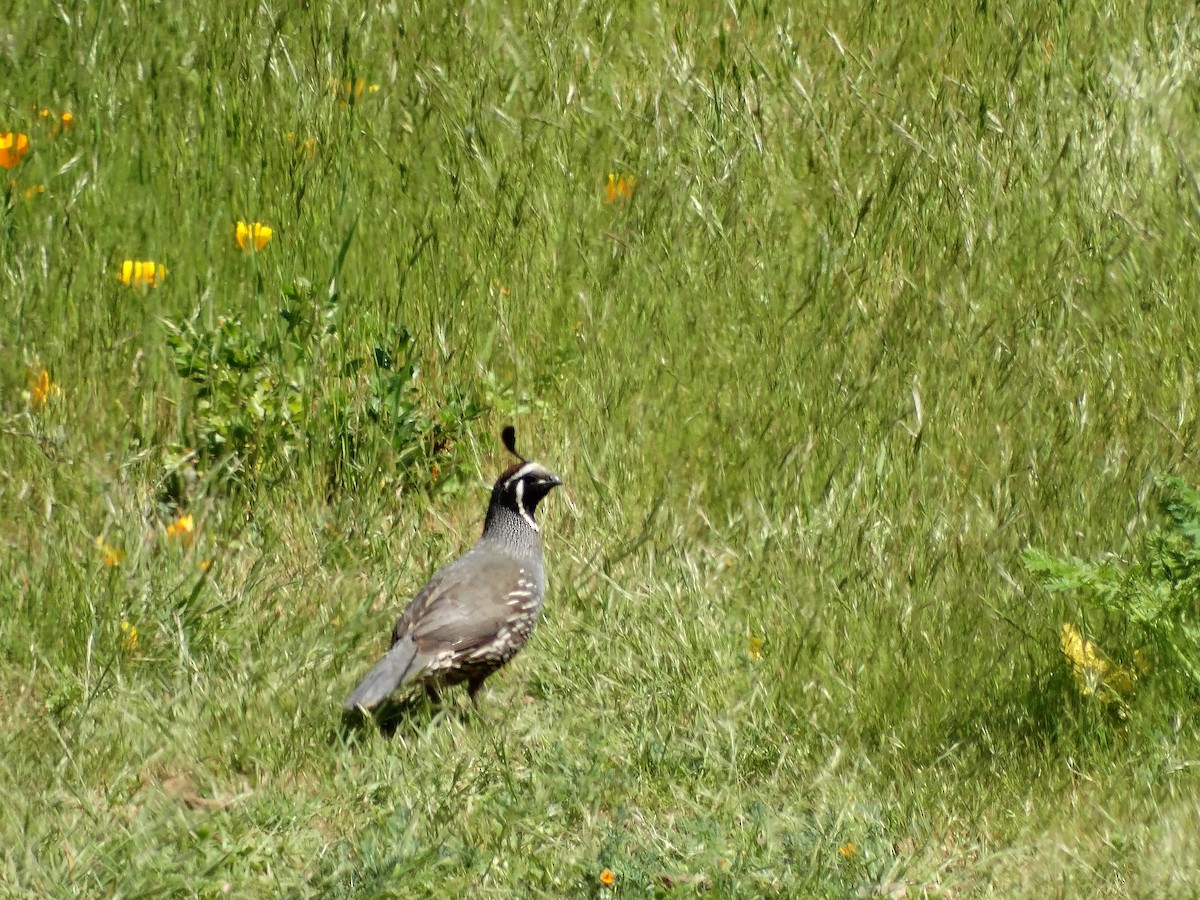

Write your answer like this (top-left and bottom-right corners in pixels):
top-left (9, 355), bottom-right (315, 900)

top-left (514, 478), bottom-right (540, 532)
top-left (504, 461), bottom-right (546, 488)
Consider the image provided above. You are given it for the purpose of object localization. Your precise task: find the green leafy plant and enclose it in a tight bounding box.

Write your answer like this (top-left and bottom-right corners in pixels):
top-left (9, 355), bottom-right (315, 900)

top-left (163, 287), bottom-right (516, 499)
top-left (360, 327), bottom-right (526, 496)
top-left (163, 310), bottom-right (307, 489)
top-left (1025, 475), bottom-right (1200, 705)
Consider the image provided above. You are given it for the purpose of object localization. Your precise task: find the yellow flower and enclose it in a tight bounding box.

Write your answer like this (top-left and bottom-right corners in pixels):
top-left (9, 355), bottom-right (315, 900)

top-left (285, 132), bottom-right (318, 158)
top-left (24, 184), bottom-right (45, 199)
top-left (35, 107), bottom-right (75, 135)
top-left (838, 842), bottom-right (857, 858)
top-left (0, 133), bottom-right (30, 168)
top-left (118, 260), bottom-right (167, 287)
top-left (96, 535), bottom-right (126, 567)
top-left (27, 367), bottom-right (61, 408)
top-left (747, 635), bottom-right (763, 660)
top-left (603, 172), bottom-right (635, 204)
top-left (1060, 622), bottom-right (1137, 704)
top-left (120, 621), bottom-right (139, 652)
top-left (166, 513), bottom-right (195, 544)
top-left (599, 868), bottom-right (615, 886)
top-left (199, 559), bottom-right (212, 572)
top-left (235, 221), bottom-right (273, 252)
top-left (331, 77), bottom-right (381, 102)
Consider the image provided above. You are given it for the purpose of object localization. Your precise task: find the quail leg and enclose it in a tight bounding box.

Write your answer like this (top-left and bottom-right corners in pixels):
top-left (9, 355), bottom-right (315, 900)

top-left (466, 674), bottom-right (491, 707)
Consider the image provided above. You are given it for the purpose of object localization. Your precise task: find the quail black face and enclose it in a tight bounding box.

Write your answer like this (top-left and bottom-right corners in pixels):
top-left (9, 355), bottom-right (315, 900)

top-left (493, 461), bottom-right (563, 529)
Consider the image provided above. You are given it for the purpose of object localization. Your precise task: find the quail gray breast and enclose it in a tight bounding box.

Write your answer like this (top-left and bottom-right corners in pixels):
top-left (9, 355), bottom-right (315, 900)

top-left (344, 427), bottom-right (562, 711)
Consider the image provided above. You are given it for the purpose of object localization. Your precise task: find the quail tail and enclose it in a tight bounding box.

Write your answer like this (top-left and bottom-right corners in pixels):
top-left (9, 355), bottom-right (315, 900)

top-left (344, 636), bottom-right (421, 711)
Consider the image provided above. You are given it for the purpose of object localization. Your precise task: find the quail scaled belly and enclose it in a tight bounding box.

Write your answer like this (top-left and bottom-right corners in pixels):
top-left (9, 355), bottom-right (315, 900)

top-left (345, 427), bottom-right (562, 712)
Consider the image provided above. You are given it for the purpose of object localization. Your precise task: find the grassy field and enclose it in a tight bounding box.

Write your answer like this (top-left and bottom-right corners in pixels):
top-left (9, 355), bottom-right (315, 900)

top-left (3, 0), bottom-right (1200, 895)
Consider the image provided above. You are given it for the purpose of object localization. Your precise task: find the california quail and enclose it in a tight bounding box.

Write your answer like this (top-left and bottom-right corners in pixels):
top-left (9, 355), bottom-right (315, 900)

top-left (344, 427), bottom-right (562, 711)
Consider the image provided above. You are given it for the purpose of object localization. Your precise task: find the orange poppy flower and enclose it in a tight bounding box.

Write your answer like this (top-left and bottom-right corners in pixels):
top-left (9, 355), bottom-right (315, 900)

top-left (0, 133), bottom-right (30, 168)
top-left (235, 221), bottom-right (273, 252)
top-left (118, 260), bottom-right (167, 287)
top-left (603, 173), bottom-right (635, 203)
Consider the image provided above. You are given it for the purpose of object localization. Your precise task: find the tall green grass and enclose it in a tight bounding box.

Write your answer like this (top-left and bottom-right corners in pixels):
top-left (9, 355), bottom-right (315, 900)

top-left (3, 1), bottom-right (1199, 895)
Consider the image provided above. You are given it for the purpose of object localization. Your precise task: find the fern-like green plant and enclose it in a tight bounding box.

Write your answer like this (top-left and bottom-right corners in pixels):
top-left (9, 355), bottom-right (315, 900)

top-left (1025, 475), bottom-right (1200, 695)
